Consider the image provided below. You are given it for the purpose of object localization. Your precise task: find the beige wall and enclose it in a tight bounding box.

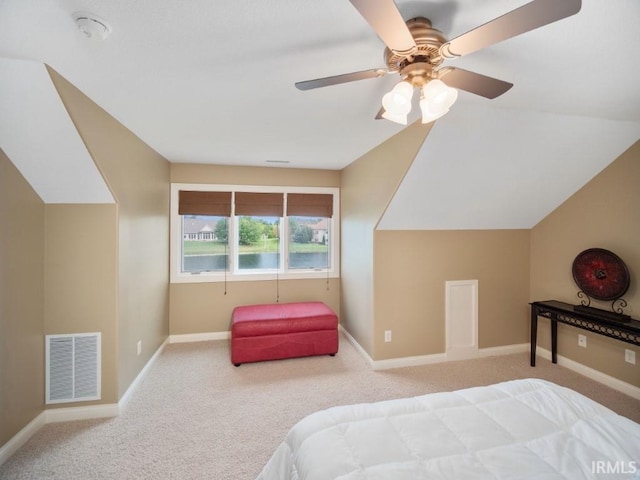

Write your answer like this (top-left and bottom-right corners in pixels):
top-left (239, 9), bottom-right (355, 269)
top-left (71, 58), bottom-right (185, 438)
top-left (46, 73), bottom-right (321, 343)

top-left (0, 149), bottom-right (45, 446)
top-left (171, 279), bottom-right (340, 334)
top-left (171, 164), bottom-right (340, 187)
top-left (170, 164), bottom-right (341, 334)
top-left (374, 230), bottom-right (530, 359)
top-left (49, 67), bottom-right (171, 398)
top-left (531, 140), bottom-right (640, 387)
top-left (44, 205), bottom-right (118, 404)
top-left (340, 121), bottom-right (432, 356)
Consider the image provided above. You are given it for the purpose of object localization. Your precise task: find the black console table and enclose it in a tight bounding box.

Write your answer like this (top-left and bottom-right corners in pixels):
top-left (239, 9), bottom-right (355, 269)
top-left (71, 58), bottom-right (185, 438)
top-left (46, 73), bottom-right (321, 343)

top-left (530, 300), bottom-right (640, 366)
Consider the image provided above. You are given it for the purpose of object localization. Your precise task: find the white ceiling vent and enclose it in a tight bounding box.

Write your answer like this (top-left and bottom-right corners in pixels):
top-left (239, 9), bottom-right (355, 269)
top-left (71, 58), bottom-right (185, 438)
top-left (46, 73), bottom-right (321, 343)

top-left (46, 333), bottom-right (101, 404)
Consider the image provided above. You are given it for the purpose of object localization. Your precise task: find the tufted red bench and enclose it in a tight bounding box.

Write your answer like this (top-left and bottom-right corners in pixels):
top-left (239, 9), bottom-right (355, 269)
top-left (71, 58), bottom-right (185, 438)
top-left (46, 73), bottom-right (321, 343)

top-left (230, 301), bottom-right (338, 366)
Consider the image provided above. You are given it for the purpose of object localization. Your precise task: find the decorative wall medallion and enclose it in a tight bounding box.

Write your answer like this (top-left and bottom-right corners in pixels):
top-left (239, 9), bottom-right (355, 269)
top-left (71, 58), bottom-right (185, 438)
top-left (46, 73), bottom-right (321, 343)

top-left (572, 248), bottom-right (630, 318)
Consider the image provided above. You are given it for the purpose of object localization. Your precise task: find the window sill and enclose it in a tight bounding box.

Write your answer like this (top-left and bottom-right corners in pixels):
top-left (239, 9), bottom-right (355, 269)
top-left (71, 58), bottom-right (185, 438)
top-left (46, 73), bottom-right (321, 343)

top-left (170, 270), bottom-right (339, 284)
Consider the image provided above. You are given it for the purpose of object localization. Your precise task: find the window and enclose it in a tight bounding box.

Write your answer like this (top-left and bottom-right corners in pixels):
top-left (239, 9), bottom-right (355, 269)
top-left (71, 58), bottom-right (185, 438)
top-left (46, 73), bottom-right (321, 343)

top-left (288, 216), bottom-right (329, 270)
top-left (181, 215), bottom-right (228, 273)
top-left (236, 215), bottom-right (280, 271)
top-left (171, 184), bottom-right (339, 283)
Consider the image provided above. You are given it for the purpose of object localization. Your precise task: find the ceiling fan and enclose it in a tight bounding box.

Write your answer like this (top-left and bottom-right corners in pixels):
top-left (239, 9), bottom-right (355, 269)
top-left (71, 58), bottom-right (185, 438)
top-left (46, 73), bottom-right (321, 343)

top-left (295, 0), bottom-right (582, 125)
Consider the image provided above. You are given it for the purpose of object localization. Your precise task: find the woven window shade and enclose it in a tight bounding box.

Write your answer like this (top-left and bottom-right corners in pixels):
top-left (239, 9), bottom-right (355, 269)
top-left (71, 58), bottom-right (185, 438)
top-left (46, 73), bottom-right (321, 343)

top-left (235, 192), bottom-right (284, 216)
top-left (178, 191), bottom-right (232, 216)
top-left (287, 193), bottom-right (333, 217)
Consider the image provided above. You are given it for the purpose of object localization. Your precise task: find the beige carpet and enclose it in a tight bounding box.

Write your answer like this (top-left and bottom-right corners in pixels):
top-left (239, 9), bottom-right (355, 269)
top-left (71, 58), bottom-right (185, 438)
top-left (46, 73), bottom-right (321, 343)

top-left (1, 334), bottom-right (638, 480)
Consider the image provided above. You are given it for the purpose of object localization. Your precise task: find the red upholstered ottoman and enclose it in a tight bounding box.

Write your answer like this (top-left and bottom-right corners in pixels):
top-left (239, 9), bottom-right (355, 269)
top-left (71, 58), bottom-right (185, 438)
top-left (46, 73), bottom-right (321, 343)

top-left (231, 302), bottom-right (338, 366)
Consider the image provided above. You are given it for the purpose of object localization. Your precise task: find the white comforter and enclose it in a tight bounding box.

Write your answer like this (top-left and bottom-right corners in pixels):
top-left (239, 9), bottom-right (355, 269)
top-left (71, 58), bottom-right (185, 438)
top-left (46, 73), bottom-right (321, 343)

top-left (257, 379), bottom-right (640, 479)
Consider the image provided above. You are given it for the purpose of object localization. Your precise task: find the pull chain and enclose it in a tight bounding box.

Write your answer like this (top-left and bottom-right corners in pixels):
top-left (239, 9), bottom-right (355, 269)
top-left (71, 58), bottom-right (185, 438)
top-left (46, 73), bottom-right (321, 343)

top-left (224, 240), bottom-right (227, 295)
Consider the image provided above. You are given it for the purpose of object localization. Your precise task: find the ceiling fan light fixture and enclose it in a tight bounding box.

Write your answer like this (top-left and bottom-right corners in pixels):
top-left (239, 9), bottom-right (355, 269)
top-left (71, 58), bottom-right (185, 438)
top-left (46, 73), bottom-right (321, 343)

top-left (381, 110), bottom-right (408, 125)
top-left (391, 80), bottom-right (414, 98)
top-left (382, 81), bottom-right (413, 115)
top-left (422, 79), bottom-right (458, 110)
top-left (420, 95), bottom-right (448, 117)
top-left (419, 79), bottom-right (458, 123)
top-left (419, 98), bottom-right (448, 124)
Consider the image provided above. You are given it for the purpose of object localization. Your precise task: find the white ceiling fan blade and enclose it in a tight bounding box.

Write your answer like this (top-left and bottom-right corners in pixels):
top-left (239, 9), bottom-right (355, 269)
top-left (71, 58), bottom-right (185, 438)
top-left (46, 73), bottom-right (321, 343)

top-left (440, 0), bottom-right (581, 58)
top-left (349, 0), bottom-right (417, 54)
top-left (439, 68), bottom-right (513, 99)
top-left (295, 69), bottom-right (388, 91)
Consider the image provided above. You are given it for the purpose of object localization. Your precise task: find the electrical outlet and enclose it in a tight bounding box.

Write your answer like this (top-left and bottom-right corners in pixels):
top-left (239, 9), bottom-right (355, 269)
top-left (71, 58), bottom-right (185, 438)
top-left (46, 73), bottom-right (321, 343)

top-left (137, 340), bottom-right (142, 356)
top-left (578, 334), bottom-right (587, 348)
top-left (384, 330), bottom-right (392, 342)
top-left (625, 349), bottom-right (636, 365)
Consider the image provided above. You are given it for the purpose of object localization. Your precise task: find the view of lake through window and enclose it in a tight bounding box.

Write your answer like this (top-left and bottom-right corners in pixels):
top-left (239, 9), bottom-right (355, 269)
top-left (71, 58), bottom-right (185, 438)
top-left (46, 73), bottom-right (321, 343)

top-left (181, 214), bottom-right (329, 273)
top-left (288, 216), bottom-right (329, 270)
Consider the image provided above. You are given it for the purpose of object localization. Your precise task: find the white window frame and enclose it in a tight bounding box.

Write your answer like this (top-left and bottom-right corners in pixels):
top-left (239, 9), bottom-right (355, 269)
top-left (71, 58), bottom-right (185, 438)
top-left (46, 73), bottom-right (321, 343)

top-left (170, 183), bottom-right (340, 283)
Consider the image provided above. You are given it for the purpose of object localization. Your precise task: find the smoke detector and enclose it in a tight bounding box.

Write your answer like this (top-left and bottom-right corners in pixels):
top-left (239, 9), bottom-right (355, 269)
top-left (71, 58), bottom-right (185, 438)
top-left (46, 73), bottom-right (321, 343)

top-left (73, 12), bottom-right (111, 40)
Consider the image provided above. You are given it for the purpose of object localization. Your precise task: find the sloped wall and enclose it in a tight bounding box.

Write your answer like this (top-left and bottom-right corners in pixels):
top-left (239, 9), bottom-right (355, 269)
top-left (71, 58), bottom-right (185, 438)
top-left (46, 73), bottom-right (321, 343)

top-left (340, 121), bottom-right (431, 357)
top-left (49, 68), bottom-right (170, 399)
top-left (531, 140), bottom-right (640, 387)
top-left (0, 149), bottom-right (45, 446)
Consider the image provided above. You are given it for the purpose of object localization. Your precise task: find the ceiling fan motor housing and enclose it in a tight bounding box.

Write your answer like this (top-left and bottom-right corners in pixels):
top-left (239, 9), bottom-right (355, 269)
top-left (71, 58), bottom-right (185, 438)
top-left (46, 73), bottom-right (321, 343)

top-left (384, 18), bottom-right (448, 87)
top-left (385, 18), bottom-right (446, 69)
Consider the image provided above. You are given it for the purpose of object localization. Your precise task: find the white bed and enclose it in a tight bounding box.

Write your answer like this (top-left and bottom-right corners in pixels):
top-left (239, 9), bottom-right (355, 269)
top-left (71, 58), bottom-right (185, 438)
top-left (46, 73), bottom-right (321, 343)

top-left (257, 378), bottom-right (640, 479)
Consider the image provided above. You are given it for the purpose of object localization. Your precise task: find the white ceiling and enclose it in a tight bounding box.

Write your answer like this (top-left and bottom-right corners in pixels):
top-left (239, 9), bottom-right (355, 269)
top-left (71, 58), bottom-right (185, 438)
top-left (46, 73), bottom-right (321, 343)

top-left (378, 104), bottom-right (640, 229)
top-left (1, 1), bottom-right (639, 222)
top-left (0, 58), bottom-right (114, 203)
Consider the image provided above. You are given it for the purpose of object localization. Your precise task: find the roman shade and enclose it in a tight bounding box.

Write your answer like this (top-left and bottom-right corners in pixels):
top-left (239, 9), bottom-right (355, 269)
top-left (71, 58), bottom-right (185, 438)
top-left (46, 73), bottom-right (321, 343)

top-left (179, 191), bottom-right (232, 216)
top-left (235, 192), bottom-right (284, 216)
top-left (287, 193), bottom-right (333, 217)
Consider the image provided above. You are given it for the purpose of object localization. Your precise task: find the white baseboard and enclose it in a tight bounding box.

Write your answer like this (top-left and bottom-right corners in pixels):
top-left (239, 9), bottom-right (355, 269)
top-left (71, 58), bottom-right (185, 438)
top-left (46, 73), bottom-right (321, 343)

top-left (372, 353), bottom-right (448, 370)
top-left (45, 403), bottom-right (119, 423)
top-left (119, 337), bottom-right (168, 411)
top-left (339, 325), bottom-right (374, 367)
top-left (169, 331), bottom-right (230, 343)
top-left (0, 335), bottom-right (170, 467)
top-left (0, 401), bottom-right (119, 468)
top-left (340, 326), bottom-right (529, 371)
top-left (536, 347), bottom-right (640, 400)
top-left (339, 325), bottom-right (449, 370)
top-left (343, 329), bottom-right (640, 398)
top-left (0, 411), bottom-right (46, 467)
top-left (478, 343), bottom-right (529, 357)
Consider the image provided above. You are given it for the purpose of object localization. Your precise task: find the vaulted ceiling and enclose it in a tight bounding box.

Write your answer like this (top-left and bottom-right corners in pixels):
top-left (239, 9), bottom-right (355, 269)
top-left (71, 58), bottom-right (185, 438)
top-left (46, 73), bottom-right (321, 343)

top-left (1, 0), bottom-right (639, 226)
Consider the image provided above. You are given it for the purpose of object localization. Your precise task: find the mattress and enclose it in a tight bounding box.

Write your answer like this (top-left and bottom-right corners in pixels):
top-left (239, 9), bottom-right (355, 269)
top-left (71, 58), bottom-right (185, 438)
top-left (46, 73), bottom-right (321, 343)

top-left (257, 378), bottom-right (640, 479)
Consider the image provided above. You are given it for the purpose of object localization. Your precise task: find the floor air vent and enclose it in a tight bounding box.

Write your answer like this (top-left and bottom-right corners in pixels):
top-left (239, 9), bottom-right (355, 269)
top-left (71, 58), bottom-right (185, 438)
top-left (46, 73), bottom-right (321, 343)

top-left (46, 333), bottom-right (101, 404)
